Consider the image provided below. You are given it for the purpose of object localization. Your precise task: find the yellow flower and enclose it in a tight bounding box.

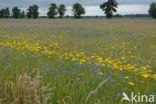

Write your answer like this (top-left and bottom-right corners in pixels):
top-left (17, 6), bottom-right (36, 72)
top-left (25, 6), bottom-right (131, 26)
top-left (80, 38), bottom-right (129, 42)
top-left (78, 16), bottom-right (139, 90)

top-left (91, 55), bottom-right (98, 58)
top-left (125, 76), bottom-right (129, 79)
top-left (71, 57), bottom-right (77, 61)
top-left (97, 58), bottom-right (104, 63)
top-left (128, 82), bottom-right (135, 86)
top-left (98, 72), bottom-right (103, 75)
top-left (142, 74), bottom-right (149, 78)
top-left (79, 59), bottom-right (86, 64)
top-left (151, 74), bottom-right (156, 80)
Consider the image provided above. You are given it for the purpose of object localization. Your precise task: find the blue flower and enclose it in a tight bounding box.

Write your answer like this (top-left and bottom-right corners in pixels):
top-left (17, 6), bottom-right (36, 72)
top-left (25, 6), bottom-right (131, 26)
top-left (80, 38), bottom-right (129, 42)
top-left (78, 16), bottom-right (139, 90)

top-left (95, 64), bottom-right (102, 67)
top-left (106, 77), bottom-right (112, 80)
top-left (54, 76), bottom-right (59, 79)
top-left (90, 91), bottom-right (98, 95)
top-left (93, 70), bottom-right (99, 74)
top-left (78, 74), bottom-right (84, 76)
top-left (112, 93), bottom-right (121, 98)
top-left (62, 71), bottom-right (68, 74)
top-left (76, 78), bottom-right (80, 80)
top-left (72, 72), bottom-right (77, 75)
top-left (119, 76), bottom-right (125, 79)
top-left (110, 80), bottom-right (116, 83)
top-left (108, 67), bottom-right (113, 69)
top-left (107, 72), bottom-right (113, 75)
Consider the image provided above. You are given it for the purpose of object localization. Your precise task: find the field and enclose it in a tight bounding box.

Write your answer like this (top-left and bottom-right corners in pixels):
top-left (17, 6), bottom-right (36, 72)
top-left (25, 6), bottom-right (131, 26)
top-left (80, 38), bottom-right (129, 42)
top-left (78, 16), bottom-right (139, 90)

top-left (0, 19), bottom-right (156, 104)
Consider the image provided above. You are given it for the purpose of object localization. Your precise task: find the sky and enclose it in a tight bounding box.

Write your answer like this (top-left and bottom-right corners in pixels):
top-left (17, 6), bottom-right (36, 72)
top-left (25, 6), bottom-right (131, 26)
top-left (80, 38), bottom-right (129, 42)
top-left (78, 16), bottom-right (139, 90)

top-left (0, 0), bottom-right (155, 16)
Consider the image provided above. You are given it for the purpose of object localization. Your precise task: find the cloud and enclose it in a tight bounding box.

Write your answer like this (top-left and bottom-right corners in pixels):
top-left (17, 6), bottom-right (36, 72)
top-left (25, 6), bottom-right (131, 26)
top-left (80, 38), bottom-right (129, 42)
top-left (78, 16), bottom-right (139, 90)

top-left (117, 4), bottom-right (149, 15)
top-left (0, 0), bottom-right (155, 8)
top-left (39, 4), bottom-right (149, 16)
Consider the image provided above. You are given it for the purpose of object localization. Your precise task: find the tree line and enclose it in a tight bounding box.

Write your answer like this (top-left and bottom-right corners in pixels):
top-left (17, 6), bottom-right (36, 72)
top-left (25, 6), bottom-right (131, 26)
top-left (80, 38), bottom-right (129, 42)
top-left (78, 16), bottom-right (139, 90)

top-left (0, 0), bottom-right (156, 19)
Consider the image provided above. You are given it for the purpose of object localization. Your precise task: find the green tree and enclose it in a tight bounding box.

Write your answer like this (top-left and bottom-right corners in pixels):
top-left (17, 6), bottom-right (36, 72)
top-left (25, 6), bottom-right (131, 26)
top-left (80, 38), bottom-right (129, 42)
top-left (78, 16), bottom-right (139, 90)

top-left (0, 10), bottom-right (2, 18)
top-left (0, 9), bottom-right (5, 18)
top-left (47, 3), bottom-right (58, 18)
top-left (12, 7), bottom-right (21, 18)
top-left (100, 0), bottom-right (118, 18)
top-left (20, 11), bottom-right (25, 18)
top-left (27, 6), bottom-right (33, 18)
top-left (58, 4), bottom-right (66, 18)
top-left (0, 8), bottom-right (10, 18)
top-left (72, 3), bottom-right (85, 18)
top-left (4, 8), bottom-right (10, 18)
top-left (32, 5), bottom-right (39, 18)
top-left (149, 2), bottom-right (156, 18)
top-left (27, 5), bottom-right (39, 19)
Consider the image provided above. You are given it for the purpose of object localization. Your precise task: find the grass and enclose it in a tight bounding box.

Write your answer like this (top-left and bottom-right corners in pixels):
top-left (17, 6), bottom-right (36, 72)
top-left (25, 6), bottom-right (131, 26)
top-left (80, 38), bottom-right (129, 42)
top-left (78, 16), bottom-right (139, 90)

top-left (0, 74), bottom-right (52, 104)
top-left (0, 19), bottom-right (156, 104)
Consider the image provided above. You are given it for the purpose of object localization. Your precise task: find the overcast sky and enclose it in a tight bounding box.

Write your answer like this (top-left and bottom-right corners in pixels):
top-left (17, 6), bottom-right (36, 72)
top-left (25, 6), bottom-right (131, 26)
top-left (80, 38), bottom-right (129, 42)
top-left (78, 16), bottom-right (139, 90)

top-left (0, 0), bottom-right (155, 16)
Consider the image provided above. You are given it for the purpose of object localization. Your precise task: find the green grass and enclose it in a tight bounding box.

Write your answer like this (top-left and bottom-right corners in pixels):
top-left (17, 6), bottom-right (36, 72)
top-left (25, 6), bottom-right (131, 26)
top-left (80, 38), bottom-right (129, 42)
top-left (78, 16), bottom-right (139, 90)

top-left (0, 19), bottom-right (156, 104)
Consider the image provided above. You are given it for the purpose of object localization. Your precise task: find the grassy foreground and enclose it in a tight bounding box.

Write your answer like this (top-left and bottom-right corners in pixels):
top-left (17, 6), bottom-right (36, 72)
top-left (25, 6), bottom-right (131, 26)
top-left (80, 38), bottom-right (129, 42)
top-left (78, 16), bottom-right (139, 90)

top-left (0, 19), bottom-right (156, 104)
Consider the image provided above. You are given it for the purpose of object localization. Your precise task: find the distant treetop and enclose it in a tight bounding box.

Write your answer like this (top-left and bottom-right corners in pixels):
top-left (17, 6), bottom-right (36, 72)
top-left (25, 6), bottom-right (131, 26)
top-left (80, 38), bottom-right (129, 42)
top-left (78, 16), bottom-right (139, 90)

top-left (148, 2), bottom-right (156, 18)
top-left (100, 0), bottom-right (118, 19)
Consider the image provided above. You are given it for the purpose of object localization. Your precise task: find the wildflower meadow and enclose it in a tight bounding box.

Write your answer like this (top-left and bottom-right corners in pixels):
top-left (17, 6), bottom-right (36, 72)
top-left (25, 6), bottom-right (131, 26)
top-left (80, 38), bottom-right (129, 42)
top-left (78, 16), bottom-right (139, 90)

top-left (0, 19), bottom-right (156, 104)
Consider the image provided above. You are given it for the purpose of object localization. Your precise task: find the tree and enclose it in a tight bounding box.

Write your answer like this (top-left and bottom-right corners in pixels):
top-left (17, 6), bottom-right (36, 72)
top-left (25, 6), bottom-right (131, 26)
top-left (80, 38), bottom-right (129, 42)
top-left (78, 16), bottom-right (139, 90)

top-left (149, 2), bottom-right (156, 18)
top-left (58, 4), bottom-right (66, 18)
top-left (27, 6), bottom-right (32, 18)
top-left (0, 9), bottom-right (5, 18)
top-left (20, 11), bottom-right (25, 18)
top-left (0, 8), bottom-right (10, 18)
top-left (4, 8), bottom-right (10, 18)
top-left (100, 0), bottom-right (118, 19)
top-left (27, 5), bottom-right (39, 19)
top-left (72, 3), bottom-right (85, 18)
top-left (47, 3), bottom-right (58, 18)
top-left (0, 10), bottom-right (2, 18)
top-left (12, 7), bottom-right (21, 18)
top-left (32, 5), bottom-right (39, 18)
